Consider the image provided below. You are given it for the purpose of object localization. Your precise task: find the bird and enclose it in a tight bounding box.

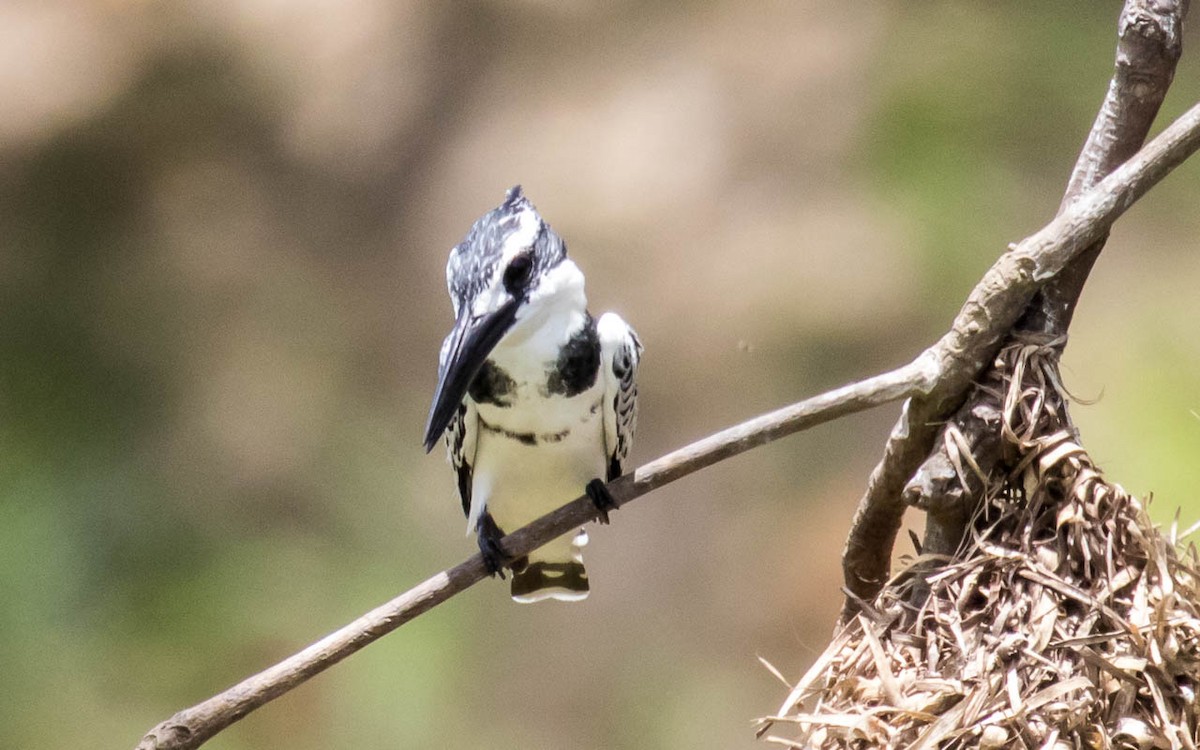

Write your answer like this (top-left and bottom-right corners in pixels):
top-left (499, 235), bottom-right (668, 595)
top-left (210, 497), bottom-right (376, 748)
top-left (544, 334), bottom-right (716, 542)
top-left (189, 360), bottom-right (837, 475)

top-left (423, 185), bottom-right (641, 603)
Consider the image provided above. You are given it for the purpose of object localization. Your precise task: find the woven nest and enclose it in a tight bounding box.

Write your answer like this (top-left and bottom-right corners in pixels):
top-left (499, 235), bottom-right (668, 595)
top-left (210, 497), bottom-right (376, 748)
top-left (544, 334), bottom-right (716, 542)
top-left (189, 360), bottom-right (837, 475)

top-left (762, 337), bottom-right (1200, 749)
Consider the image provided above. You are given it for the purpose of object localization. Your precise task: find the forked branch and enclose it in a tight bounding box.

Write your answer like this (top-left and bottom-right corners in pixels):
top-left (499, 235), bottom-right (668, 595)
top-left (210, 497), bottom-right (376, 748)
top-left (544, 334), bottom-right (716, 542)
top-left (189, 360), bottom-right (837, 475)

top-left (894, 0), bottom-right (1189, 601)
top-left (137, 99), bottom-right (1200, 750)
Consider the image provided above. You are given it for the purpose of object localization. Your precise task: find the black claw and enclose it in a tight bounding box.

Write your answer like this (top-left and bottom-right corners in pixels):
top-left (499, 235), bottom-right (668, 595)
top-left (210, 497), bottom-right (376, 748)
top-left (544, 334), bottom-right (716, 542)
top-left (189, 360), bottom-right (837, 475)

top-left (586, 478), bottom-right (617, 525)
top-left (476, 513), bottom-right (509, 579)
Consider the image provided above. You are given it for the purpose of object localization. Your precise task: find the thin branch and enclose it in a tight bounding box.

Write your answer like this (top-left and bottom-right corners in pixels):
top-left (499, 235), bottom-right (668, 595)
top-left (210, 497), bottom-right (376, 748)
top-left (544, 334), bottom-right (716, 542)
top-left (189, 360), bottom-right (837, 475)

top-left (899, 0), bottom-right (1188, 590)
top-left (138, 101), bottom-right (1200, 750)
top-left (839, 96), bottom-right (1200, 622)
top-left (1031, 0), bottom-right (1186, 334)
top-left (135, 361), bottom-right (931, 750)
top-left (1058, 0), bottom-right (1189, 214)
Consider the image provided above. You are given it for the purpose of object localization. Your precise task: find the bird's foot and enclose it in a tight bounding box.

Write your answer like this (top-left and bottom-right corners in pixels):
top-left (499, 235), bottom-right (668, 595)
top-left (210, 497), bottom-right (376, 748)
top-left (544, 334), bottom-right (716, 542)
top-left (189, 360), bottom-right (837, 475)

top-left (476, 513), bottom-right (510, 579)
top-left (586, 478), bottom-right (617, 525)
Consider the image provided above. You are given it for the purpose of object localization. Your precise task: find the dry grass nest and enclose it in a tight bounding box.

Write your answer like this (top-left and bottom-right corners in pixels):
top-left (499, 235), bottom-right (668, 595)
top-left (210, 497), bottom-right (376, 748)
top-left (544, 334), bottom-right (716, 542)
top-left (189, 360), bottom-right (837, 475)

top-left (761, 336), bottom-right (1200, 749)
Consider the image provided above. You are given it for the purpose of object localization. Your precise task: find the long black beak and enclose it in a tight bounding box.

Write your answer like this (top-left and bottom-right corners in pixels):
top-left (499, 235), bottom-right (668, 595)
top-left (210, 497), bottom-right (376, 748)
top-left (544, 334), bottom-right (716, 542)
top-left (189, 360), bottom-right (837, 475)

top-left (423, 298), bottom-right (521, 452)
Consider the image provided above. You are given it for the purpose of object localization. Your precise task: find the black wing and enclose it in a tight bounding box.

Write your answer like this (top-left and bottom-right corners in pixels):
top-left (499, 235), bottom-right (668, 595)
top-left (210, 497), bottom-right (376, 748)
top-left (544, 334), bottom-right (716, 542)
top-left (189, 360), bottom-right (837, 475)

top-left (598, 313), bottom-right (642, 481)
top-left (445, 400), bottom-right (478, 517)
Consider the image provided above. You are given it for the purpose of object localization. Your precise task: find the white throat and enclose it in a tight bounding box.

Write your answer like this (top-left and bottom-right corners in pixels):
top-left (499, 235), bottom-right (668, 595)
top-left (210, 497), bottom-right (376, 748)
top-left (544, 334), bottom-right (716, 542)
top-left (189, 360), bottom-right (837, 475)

top-left (491, 259), bottom-right (587, 376)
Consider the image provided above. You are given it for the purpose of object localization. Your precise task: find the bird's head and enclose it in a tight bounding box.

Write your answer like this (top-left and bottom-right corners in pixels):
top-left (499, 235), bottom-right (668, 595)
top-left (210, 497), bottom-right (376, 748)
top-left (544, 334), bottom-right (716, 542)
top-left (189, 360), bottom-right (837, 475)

top-left (423, 186), bottom-right (585, 451)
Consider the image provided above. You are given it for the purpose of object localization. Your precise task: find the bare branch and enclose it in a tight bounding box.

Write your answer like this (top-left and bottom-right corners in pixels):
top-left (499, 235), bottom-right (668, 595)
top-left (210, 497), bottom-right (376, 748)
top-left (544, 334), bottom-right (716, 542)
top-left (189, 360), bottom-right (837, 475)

top-left (138, 100), bottom-right (1200, 750)
top-left (900, 0), bottom-right (1188, 589)
top-left (1059, 0), bottom-right (1188, 215)
top-left (135, 361), bottom-right (931, 750)
top-left (1032, 0), bottom-right (1186, 334)
top-left (840, 95), bottom-right (1200, 622)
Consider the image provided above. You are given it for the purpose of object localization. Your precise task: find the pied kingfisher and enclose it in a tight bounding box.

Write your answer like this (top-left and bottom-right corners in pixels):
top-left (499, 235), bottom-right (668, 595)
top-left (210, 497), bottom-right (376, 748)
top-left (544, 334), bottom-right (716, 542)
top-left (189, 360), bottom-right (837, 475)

top-left (423, 186), bottom-right (642, 603)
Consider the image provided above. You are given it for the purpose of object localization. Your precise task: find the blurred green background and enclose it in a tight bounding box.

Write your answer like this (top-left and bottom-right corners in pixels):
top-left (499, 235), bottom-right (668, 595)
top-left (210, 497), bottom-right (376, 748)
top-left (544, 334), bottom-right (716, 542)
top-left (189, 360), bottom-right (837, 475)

top-left (2, 2), bottom-right (1199, 748)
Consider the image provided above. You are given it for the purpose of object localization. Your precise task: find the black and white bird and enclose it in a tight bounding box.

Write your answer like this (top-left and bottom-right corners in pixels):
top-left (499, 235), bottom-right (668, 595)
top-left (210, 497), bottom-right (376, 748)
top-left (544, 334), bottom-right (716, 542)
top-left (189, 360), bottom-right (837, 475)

top-left (423, 186), bottom-right (642, 603)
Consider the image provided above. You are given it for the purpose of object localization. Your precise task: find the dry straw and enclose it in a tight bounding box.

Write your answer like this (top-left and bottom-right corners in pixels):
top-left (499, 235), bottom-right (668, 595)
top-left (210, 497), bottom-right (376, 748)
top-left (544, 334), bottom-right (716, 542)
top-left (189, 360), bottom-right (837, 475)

top-left (762, 337), bottom-right (1200, 749)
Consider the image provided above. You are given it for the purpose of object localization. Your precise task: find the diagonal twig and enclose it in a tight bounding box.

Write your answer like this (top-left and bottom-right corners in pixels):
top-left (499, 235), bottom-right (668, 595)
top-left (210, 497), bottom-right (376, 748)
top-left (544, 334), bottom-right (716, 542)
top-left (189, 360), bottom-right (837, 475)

top-left (136, 361), bottom-right (932, 750)
top-left (893, 0), bottom-right (1188, 608)
top-left (844, 0), bottom-right (1190, 619)
top-left (137, 98), bottom-right (1200, 750)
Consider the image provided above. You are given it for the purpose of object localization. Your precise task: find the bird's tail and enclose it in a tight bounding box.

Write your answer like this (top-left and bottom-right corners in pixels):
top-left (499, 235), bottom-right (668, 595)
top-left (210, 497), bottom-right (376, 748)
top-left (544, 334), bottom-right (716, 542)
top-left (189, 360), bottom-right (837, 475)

top-left (510, 529), bottom-right (589, 603)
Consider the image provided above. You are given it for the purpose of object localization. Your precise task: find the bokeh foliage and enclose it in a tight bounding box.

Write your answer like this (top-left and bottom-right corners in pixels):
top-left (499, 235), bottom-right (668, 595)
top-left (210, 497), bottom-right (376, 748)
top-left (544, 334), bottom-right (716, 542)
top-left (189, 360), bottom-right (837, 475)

top-left (1, 2), bottom-right (1197, 748)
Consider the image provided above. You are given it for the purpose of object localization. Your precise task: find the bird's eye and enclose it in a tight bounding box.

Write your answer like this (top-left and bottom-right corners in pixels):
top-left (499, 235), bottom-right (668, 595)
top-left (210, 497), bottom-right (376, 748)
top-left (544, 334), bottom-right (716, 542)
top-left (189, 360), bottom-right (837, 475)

top-left (503, 253), bottom-right (534, 292)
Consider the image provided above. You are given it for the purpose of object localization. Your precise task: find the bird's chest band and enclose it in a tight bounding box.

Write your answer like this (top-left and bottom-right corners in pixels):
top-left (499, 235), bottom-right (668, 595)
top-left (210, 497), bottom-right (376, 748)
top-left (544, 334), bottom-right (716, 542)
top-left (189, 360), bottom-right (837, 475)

top-left (477, 415), bottom-right (571, 446)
